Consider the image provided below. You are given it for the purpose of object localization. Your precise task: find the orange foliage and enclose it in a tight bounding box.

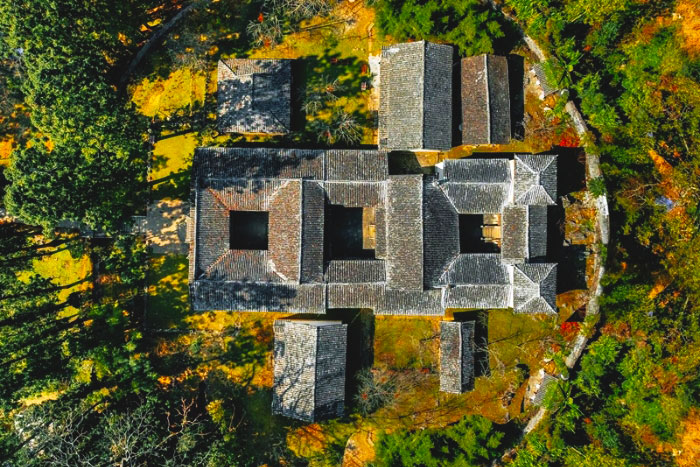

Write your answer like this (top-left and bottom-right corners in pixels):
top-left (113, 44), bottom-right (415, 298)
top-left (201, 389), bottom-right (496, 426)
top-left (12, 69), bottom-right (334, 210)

top-left (677, 409), bottom-right (700, 467)
top-left (676, 0), bottom-right (700, 58)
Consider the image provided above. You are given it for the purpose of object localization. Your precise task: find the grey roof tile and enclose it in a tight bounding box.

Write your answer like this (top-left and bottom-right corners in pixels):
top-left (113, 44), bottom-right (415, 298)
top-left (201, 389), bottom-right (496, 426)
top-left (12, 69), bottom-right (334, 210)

top-left (513, 263), bottom-right (557, 314)
top-left (442, 284), bottom-right (511, 309)
top-left (218, 59), bottom-right (292, 134)
top-left (501, 205), bottom-right (528, 264)
top-left (272, 320), bottom-right (347, 421)
top-left (440, 321), bottom-right (475, 393)
top-left (423, 179), bottom-right (460, 287)
top-left (300, 181), bottom-right (325, 283)
top-left (379, 41), bottom-right (453, 151)
top-left (386, 175), bottom-right (424, 290)
top-left (441, 182), bottom-right (510, 214)
top-left (439, 253), bottom-right (510, 286)
top-left (325, 260), bottom-right (386, 283)
top-left (514, 154), bottom-right (557, 205)
top-left (437, 158), bottom-right (511, 183)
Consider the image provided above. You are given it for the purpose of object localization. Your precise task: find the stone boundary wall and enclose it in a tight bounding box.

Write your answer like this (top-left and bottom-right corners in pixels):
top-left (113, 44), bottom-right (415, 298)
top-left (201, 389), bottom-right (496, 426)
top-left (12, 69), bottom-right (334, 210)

top-left (484, 0), bottom-right (612, 438)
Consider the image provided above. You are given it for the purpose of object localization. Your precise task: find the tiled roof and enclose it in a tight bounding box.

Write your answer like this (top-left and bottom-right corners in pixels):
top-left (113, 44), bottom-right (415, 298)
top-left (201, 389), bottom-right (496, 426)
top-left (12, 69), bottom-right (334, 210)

top-left (442, 284), bottom-right (511, 309)
top-left (514, 154), bottom-right (557, 205)
top-left (422, 179), bottom-right (460, 288)
top-left (272, 320), bottom-right (347, 421)
top-left (190, 148), bottom-right (560, 316)
top-left (513, 263), bottom-right (557, 314)
top-left (461, 55), bottom-right (511, 145)
top-left (439, 254), bottom-right (510, 286)
top-left (528, 205), bottom-right (548, 260)
top-left (325, 260), bottom-right (386, 283)
top-left (437, 158), bottom-right (511, 183)
top-left (386, 175), bottom-right (423, 290)
top-left (191, 281), bottom-right (327, 313)
top-left (441, 182), bottom-right (510, 214)
top-left (217, 59), bottom-right (292, 134)
top-left (300, 181), bottom-right (325, 283)
top-left (501, 205), bottom-right (528, 264)
top-left (378, 41), bottom-right (453, 151)
top-left (440, 321), bottom-right (475, 393)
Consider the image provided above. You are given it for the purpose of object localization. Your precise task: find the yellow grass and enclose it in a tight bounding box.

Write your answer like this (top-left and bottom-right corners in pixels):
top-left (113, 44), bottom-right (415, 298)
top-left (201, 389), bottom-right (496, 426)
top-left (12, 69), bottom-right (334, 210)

top-left (150, 132), bottom-right (197, 182)
top-left (130, 67), bottom-right (212, 119)
top-left (22, 246), bottom-right (92, 315)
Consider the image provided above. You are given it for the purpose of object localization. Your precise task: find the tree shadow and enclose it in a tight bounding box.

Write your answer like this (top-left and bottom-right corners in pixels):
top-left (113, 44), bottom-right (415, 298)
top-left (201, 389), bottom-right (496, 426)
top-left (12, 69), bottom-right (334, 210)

top-left (388, 152), bottom-right (435, 175)
top-left (507, 54), bottom-right (525, 141)
top-left (149, 169), bottom-right (191, 201)
top-left (132, 0), bottom-right (266, 82)
top-left (327, 308), bottom-right (375, 411)
top-left (293, 50), bottom-right (372, 145)
top-left (145, 254), bottom-right (190, 329)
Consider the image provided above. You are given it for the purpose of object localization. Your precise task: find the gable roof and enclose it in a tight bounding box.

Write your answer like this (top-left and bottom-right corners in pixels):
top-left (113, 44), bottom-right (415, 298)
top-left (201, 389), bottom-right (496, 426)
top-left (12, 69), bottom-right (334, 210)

top-left (440, 321), bottom-right (475, 393)
top-left (272, 320), bottom-right (347, 421)
top-left (378, 41), bottom-right (453, 151)
top-left (461, 55), bottom-right (511, 145)
top-left (386, 175), bottom-right (424, 290)
top-left (217, 59), bottom-right (292, 134)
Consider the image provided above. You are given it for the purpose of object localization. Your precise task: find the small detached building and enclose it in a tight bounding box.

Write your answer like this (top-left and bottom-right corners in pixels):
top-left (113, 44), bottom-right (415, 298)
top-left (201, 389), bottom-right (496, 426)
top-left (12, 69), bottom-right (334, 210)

top-left (461, 54), bottom-right (511, 145)
top-left (217, 58), bottom-right (292, 134)
top-left (272, 319), bottom-right (347, 422)
top-left (378, 41), bottom-right (453, 152)
top-left (440, 320), bottom-right (476, 393)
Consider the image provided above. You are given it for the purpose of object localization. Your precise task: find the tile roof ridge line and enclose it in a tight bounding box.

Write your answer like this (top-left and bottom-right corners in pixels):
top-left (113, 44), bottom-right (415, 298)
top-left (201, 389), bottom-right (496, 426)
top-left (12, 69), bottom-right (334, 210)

top-left (297, 180), bottom-right (304, 283)
top-left (484, 54), bottom-right (491, 144)
top-left (203, 250), bottom-right (233, 279)
top-left (312, 324), bottom-right (319, 420)
top-left (439, 253), bottom-right (463, 285)
top-left (419, 173), bottom-right (425, 283)
top-left (436, 180), bottom-right (459, 213)
top-left (205, 187), bottom-right (231, 210)
top-left (219, 59), bottom-right (236, 76)
top-left (192, 184), bottom-right (200, 281)
top-left (267, 180), bottom-right (293, 282)
top-left (420, 41), bottom-right (427, 149)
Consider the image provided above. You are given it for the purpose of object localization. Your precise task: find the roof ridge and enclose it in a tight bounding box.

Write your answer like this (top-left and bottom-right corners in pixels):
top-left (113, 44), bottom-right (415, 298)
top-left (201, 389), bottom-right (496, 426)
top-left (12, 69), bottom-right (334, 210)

top-left (206, 187), bottom-right (230, 210)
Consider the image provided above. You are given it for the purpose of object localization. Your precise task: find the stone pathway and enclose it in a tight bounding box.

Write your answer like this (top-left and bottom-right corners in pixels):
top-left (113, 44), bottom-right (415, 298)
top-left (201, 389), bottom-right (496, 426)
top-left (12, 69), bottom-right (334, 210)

top-left (144, 199), bottom-right (189, 255)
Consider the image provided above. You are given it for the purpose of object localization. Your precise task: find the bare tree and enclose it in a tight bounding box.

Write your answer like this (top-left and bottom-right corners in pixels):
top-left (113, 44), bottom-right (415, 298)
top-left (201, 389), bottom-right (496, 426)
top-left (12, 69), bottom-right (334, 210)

top-left (277, 0), bottom-right (336, 20)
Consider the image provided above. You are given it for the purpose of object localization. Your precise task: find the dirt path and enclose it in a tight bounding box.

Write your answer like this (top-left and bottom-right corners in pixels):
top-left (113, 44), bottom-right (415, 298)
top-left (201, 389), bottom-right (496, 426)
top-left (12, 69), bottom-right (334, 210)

top-left (144, 199), bottom-right (189, 254)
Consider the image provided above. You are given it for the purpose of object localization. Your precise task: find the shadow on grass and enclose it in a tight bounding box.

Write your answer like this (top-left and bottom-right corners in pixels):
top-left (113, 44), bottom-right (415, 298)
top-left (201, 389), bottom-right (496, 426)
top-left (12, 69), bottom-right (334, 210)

top-left (388, 152), bottom-right (436, 175)
top-left (146, 254), bottom-right (189, 329)
top-left (293, 49), bottom-right (373, 146)
top-left (150, 169), bottom-right (191, 201)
